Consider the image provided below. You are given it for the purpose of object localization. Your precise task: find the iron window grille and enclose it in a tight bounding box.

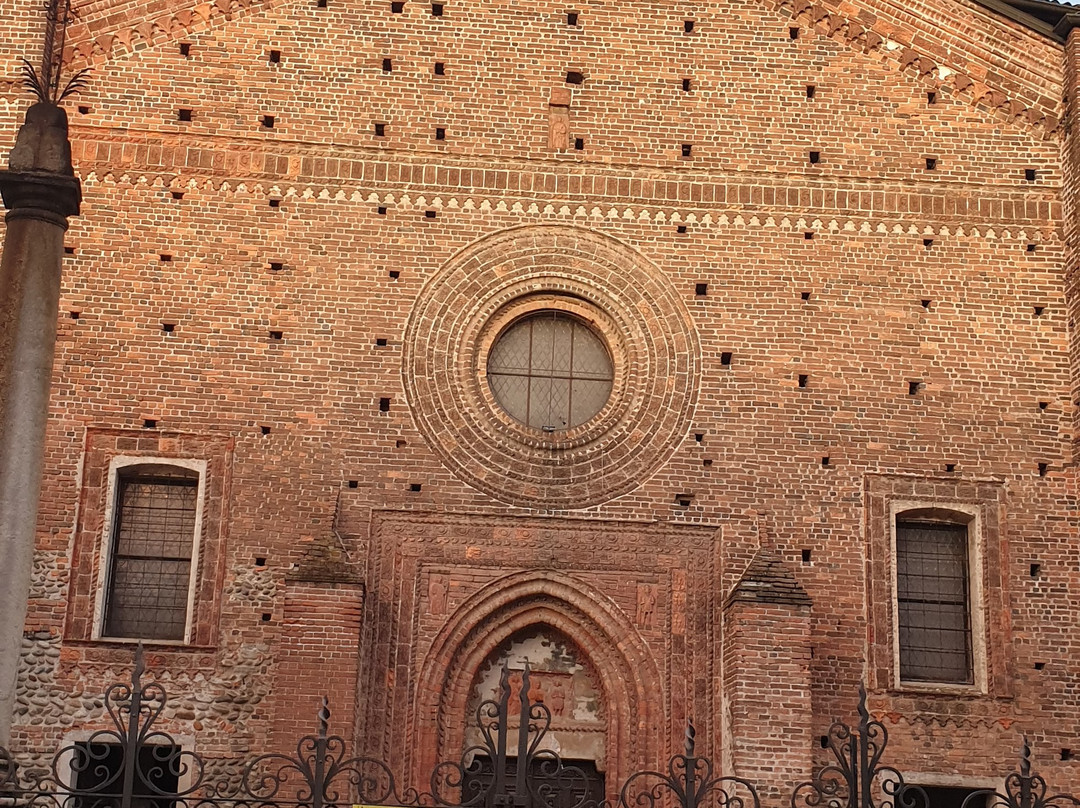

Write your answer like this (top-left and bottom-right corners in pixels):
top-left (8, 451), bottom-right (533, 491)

top-left (102, 470), bottom-right (199, 641)
top-left (895, 521), bottom-right (974, 684)
top-left (486, 311), bottom-right (614, 431)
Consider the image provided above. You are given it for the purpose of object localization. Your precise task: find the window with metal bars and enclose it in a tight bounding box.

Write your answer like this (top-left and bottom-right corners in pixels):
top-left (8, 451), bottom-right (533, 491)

top-left (102, 468), bottom-right (199, 641)
top-left (896, 521), bottom-right (973, 684)
top-left (486, 311), bottom-right (613, 431)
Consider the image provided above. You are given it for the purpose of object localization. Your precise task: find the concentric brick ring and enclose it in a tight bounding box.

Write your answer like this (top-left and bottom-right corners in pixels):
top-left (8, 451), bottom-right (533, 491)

top-left (403, 225), bottom-right (699, 508)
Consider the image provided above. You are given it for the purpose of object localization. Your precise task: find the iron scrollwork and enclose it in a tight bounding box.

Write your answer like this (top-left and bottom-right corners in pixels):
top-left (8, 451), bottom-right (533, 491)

top-left (791, 685), bottom-right (926, 808)
top-left (427, 662), bottom-right (595, 808)
top-left (958, 739), bottom-right (1080, 808)
top-left (616, 722), bottom-right (758, 808)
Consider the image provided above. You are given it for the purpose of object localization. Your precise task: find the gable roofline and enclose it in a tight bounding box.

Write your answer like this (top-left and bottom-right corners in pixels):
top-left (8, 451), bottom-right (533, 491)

top-left (972, 0), bottom-right (1078, 42)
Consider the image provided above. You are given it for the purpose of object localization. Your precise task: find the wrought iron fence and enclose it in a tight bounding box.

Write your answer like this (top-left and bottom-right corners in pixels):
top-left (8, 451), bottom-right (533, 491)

top-left (0, 647), bottom-right (1075, 808)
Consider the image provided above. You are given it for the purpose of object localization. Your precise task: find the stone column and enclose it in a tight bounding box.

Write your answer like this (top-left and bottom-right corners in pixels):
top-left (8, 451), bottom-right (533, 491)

top-left (0, 101), bottom-right (80, 744)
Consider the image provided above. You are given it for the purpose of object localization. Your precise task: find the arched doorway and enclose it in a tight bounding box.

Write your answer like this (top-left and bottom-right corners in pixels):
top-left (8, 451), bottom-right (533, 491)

top-left (460, 627), bottom-right (607, 808)
top-left (411, 571), bottom-right (664, 798)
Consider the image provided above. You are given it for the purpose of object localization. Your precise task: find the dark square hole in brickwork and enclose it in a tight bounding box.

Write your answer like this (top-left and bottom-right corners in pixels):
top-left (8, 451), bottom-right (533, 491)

top-left (720, 352), bottom-right (733, 366)
top-left (805, 84), bottom-right (816, 98)
top-left (64, 245), bottom-right (75, 254)
top-left (925, 157), bottom-right (938, 170)
top-left (574, 137), bottom-right (584, 150)
top-left (269, 198), bottom-right (281, 208)
top-left (1061, 750), bottom-right (1072, 762)
top-left (389, 269), bottom-right (400, 278)
top-left (255, 556), bottom-right (267, 566)
top-left (804, 231), bottom-right (814, 240)
top-left (566, 70), bottom-right (584, 84)
top-left (1038, 401), bottom-right (1050, 411)
top-left (317, 0), bottom-right (327, 7)
top-left (396, 438), bottom-right (407, 448)
top-left (567, 11), bottom-right (579, 25)
top-left (179, 42), bottom-right (192, 57)
top-left (391, 1), bottom-right (403, 10)
top-left (1039, 462), bottom-right (1049, 477)
top-left (177, 108), bottom-right (192, 121)
top-left (801, 549), bottom-right (811, 563)
top-left (378, 206), bottom-right (388, 215)
top-left (434, 61), bottom-right (445, 75)
top-left (435, 127), bottom-right (446, 140)
top-left (908, 381), bottom-right (921, 395)
top-left (261, 115), bottom-right (275, 128)
top-left (1027, 243), bottom-right (1038, 253)
top-left (410, 483), bottom-right (422, 492)
top-left (160, 254), bottom-right (172, 262)
top-left (260, 425), bottom-right (271, 435)
top-left (682, 78), bottom-right (691, 92)
top-left (431, 2), bottom-right (443, 14)
top-left (374, 122), bottom-right (386, 137)
top-left (162, 323), bottom-right (175, 333)
top-left (77, 104), bottom-right (90, 114)
top-left (261, 613), bottom-right (272, 622)
top-left (809, 150), bottom-right (820, 164)
top-left (695, 282), bottom-right (708, 296)
top-left (171, 191), bottom-right (184, 200)
top-left (801, 291), bottom-right (811, 300)
top-left (269, 330), bottom-right (283, 341)
top-left (820, 736), bottom-right (829, 749)
top-left (945, 463), bottom-right (956, 473)
top-left (69, 311), bottom-right (80, 319)
top-left (927, 91), bottom-right (937, 105)
top-left (376, 338), bottom-right (388, 346)
top-left (694, 433), bottom-right (704, 443)
top-left (681, 143), bottom-right (693, 157)
top-left (703, 458), bottom-right (713, 466)
top-left (348, 480), bottom-right (359, 488)
top-left (683, 19), bottom-right (695, 32)
top-left (424, 210), bottom-right (437, 218)
top-left (1030, 563), bottom-right (1041, 577)
top-left (269, 261), bottom-right (284, 272)
top-left (1026, 168), bottom-right (1037, 182)
top-left (382, 57), bottom-right (393, 72)
top-left (1034, 305), bottom-right (1045, 317)
top-left (789, 26), bottom-right (799, 39)
top-left (921, 299), bottom-right (931, 308)
top-left (269, 49), bottom-right (281, 63)
top-left (821, 456), bottom-right (830, 467)
top-left (923, 238), bottom-right (934, 248)
top-left (143, 419), bottom-right (157, 429)
top-left (1034, 661), bottom-right (1046, 670)
top-left (379, 397), bottom-right (391, 412)
top-left (675, 494), bottom-right (693, 507)
top-left (676, 225), bottom-right (687, 234)
top-left (798, 374), bottom-right (808, 388)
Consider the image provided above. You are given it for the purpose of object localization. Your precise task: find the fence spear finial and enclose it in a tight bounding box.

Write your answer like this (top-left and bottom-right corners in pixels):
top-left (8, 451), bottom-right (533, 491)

top-left (318, 696), bottom-right (330, 738)
top-left (685, 718), bottom-right (696, 758)
top-left (1021, 735), bottom-right (1032, 778)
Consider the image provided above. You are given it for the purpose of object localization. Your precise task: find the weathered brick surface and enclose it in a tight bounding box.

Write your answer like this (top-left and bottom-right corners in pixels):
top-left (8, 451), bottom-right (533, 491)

top-left (4, 0), bottom-right (1079, 799)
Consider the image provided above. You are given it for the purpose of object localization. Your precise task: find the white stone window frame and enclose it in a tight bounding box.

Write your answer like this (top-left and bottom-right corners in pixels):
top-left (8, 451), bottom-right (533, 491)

top-left (92, 456), bottom-right (208, 646)
top-left (55, 729), bottom-right (199, 796)
top-left (888, 500), bottom-right (987, 695)
top-left (902, 773), bottom-right (1004, 808)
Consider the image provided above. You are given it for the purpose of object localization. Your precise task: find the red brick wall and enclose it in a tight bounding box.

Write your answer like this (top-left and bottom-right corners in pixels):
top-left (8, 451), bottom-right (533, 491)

top-left (4, 0), bottom-right (1078, 797)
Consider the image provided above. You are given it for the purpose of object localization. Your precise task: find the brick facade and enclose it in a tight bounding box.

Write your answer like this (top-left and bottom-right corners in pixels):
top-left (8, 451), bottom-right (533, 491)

top-left (5, 0), bottom-right (1080, 800)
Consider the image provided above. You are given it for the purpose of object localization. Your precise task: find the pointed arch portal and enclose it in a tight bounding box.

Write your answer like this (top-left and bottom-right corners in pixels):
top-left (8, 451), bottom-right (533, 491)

top-left (411, 571), bottom-right (664, 797)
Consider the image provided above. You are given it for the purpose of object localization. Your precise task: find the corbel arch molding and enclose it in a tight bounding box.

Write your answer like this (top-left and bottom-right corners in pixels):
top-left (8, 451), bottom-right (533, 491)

top-left (411, 571), bottom-right (664, 794)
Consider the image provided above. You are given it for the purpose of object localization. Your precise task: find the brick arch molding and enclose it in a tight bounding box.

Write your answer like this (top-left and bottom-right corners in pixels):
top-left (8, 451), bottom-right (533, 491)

top-left (411, 570), bottom-right (664, 795)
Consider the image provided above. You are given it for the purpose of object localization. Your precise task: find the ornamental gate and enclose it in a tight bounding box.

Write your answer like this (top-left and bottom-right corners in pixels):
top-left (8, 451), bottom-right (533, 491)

top-left (0, 648), bottom-right (1076, 808)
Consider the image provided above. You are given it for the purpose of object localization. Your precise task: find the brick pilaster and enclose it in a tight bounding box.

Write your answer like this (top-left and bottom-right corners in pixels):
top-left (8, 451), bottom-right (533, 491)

top-left (722, 550), bottom-right (813, 808)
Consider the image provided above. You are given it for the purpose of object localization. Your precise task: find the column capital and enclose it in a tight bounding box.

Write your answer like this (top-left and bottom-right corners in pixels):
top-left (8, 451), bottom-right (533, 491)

top-left (0, 169), bottom-right (81, 227)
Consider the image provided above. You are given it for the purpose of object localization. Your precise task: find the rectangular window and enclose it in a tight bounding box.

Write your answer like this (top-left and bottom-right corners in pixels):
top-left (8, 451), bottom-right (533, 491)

top-left (102, 471), bottom-right (199, 641)
top-left (896, 522), bottom-right (973, 684)
top-left (73, 741), bottom-right (180, 808)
